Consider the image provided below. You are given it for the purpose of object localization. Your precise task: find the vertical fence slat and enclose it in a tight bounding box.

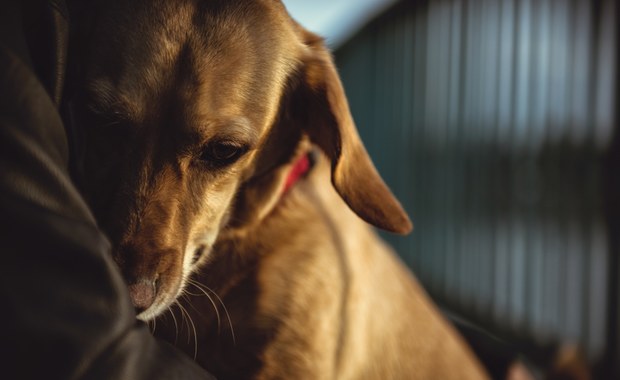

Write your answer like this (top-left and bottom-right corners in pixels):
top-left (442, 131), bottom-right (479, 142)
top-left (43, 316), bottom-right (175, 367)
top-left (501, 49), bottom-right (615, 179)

top-left (334, 0), bottom-right (617, 372)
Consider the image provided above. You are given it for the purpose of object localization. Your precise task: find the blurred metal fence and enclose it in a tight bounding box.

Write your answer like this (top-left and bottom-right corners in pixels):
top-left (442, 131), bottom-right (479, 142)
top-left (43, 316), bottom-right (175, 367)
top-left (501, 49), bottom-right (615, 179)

top-left (335, 0), bottom-right (618, 376)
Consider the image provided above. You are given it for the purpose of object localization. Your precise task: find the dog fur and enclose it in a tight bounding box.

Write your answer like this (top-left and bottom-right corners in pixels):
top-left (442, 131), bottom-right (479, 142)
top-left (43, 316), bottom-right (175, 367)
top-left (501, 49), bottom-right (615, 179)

top-left (68, 0), bottom-right (489, 378)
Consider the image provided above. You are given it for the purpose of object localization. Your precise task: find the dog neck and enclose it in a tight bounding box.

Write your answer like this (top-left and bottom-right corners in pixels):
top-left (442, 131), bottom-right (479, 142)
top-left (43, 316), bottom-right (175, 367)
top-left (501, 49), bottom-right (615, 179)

top-left (282, 152), bottom-right (313, 195)
top-left (221, 144), bottom-right (317, 239)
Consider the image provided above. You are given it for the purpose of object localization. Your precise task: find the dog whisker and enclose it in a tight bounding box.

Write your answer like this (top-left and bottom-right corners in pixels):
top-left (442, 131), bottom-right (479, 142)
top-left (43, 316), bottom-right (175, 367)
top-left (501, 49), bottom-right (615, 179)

top-left (174, 300), bottom-right (189, 341)
top-left (187, 278), bottom-right (236, 346)
top-left (183, 289), bottom-right (205, 297)
top-left (187, 279), bottom-right (223, 335)
top-left (166, 305), bottom-right (180, 344)
top-left (176, 297), bottom-right (198, 360)
top-left (203, 285), bottom-right (236, 346)
top-left (146, 317), bottom-right (156, 334)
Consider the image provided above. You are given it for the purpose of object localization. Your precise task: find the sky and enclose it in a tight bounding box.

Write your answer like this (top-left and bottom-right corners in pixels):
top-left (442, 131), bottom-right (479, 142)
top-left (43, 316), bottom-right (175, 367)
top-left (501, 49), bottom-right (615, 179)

top-left (282, 0), bottom-right (398, 48)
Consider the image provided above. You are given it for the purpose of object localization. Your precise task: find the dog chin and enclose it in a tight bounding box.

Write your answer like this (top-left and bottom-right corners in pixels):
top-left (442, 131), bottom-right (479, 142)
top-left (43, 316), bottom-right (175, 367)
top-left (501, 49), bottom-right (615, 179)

top-left (133, 237), bottom-right (217, 321)
top-left (136, 287), bottom-right (187, 321)
top-left (136, 308), bottom-right (159, 321)
top-left (135, 296), bottom-right (175, 321)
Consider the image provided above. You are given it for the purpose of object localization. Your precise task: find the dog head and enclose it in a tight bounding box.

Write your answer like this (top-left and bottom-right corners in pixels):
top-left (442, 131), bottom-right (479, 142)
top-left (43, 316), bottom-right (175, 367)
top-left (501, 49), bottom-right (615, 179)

top-left (67, 0), bottom-right (411, 320)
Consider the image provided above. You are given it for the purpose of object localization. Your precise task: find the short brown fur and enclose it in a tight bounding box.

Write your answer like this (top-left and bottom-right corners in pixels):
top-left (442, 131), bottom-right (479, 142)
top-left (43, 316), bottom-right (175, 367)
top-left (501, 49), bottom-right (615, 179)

top-left (69, 0), bottom-right (488, 378)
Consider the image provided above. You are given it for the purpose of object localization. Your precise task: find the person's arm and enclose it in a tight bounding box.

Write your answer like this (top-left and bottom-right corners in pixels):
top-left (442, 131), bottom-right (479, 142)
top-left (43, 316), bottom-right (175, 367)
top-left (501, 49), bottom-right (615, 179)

top-left (0, 1), bottom-right (214, 378)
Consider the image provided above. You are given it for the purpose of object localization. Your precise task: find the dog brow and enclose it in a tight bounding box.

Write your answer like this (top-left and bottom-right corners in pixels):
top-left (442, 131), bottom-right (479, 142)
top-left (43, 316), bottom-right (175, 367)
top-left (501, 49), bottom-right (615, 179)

top-left (85, 80), bottom-right (143, 122)
top-left (193, 117), bottom-right (260, 147)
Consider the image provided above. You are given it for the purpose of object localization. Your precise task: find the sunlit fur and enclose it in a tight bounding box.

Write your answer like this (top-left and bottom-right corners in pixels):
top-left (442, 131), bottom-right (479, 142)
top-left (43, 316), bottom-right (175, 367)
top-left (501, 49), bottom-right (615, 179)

top-left (70, 0), bottom-right (487, 378)
top-left (72, 0), bottom-right (306, 320)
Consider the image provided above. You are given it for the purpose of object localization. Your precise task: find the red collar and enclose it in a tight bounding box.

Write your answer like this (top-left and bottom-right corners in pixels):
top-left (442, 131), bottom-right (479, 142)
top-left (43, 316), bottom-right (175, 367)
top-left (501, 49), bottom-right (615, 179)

top-left (283, 153), bottom-right (312, 194)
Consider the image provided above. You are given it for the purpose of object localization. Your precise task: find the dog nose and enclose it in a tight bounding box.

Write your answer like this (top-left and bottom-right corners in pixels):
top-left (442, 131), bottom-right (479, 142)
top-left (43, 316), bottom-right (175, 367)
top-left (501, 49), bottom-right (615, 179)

top-left (127, 280), bottom-right (156, 313)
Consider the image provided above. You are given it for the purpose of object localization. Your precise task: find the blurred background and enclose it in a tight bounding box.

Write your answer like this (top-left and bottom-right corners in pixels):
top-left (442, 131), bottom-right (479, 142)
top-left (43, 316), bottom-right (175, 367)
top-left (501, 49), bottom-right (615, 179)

top-left (285, 0), bottom-right (618, 378)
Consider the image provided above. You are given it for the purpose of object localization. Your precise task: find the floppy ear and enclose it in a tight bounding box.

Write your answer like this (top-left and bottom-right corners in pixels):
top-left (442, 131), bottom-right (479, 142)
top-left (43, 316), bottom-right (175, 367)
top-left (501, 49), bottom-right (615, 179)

top-left (294, 32), bottom-right (412, 234)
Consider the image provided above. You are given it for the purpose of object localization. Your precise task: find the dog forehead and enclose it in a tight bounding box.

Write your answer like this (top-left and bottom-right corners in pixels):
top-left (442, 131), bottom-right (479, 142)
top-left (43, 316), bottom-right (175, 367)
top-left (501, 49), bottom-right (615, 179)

top-left (180, 0), bottom-right (303, 131)
top-left (86, 0), bottom-right (302, 133)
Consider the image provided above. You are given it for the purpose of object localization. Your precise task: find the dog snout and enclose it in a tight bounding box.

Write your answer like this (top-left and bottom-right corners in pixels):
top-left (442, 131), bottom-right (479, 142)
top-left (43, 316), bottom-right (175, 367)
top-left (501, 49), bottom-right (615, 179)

top-left (127, 279), bottom-right (157, 313)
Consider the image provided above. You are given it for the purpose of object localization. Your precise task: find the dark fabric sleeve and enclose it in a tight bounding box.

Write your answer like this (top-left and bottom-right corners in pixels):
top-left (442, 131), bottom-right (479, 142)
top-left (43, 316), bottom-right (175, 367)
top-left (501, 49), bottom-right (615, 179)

top-left (0, 1), bottom-right (214, 379)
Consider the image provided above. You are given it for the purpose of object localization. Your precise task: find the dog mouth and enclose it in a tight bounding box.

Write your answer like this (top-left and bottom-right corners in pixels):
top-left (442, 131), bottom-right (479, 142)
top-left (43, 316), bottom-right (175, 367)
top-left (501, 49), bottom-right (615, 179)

top-left (131, 244), bottom-right (211, 321)
top-left (133, 276), bottom-right (184, 321)
top-left (131, 277), bottom-right (175, 321)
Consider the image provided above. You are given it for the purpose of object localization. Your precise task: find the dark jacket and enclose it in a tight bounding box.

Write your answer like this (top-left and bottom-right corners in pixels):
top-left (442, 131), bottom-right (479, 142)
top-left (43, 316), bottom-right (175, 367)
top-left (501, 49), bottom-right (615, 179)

top-left (0, 0), bottom-right (214, 378)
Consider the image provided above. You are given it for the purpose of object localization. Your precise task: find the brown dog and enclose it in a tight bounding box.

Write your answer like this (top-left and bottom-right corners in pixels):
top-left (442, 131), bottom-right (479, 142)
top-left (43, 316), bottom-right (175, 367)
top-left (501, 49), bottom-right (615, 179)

top-left (68, 0), bottom-right (488, 378)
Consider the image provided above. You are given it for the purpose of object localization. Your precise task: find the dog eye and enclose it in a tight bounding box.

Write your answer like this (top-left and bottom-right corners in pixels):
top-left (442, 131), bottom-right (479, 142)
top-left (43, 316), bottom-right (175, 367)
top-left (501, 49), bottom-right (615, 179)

top-left (200, 142), bottom-right (247, 166)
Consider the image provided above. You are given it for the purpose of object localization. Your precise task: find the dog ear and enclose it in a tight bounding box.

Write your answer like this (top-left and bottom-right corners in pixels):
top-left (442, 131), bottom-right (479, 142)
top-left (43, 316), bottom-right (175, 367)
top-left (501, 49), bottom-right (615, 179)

top-left (293, 32), bottom-right (412, 234)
